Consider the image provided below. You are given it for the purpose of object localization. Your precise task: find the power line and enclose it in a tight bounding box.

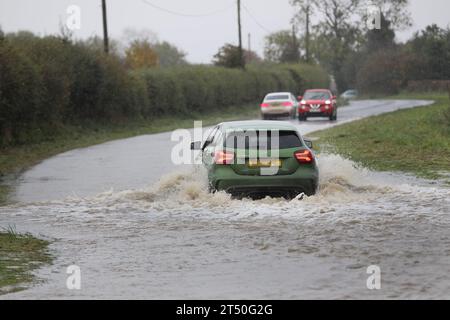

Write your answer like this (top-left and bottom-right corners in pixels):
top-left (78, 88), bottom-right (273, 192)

top-left (141, 0), bottom-right (234, 18)
top-left (241, 3), bottom-right (273, 34)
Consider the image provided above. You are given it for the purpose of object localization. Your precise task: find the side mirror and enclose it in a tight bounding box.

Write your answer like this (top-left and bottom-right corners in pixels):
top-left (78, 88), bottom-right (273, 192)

top-left (332, 96), bottom-right (337, 100)
top-left (190, 141), bottom-right (202, 150)
top-left (304, 139), bottom-right (313, 149)
top-left (297, 96), bottom-right (303, 101)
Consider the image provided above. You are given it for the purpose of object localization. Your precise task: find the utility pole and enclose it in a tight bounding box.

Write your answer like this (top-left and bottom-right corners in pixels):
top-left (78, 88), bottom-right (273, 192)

top-left (248, 33), bottom-right (251, 63)
top-left (292, 24), bottom-right (300, 63)
top-left (237, 0), bottom-right (244, 69)
top-left (101, 0), bottom-right (109, 54)
top-left (305, 3), bottom-right (310, 63)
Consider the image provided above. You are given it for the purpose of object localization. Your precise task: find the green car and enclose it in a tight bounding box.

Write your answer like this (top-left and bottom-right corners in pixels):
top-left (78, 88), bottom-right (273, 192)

top-left (191, 121), bottom-right (319, 199)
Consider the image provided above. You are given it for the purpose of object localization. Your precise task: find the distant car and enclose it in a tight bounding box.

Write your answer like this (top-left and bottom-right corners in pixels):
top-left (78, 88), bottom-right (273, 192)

top-left (260, 92), bottom-right (298, 120)
top-left (191, 120), bottom-right (319, 199)
top-left (298, 89), bottom-right (337, 121)
top-left (341, 89), bottom-right (359, 100)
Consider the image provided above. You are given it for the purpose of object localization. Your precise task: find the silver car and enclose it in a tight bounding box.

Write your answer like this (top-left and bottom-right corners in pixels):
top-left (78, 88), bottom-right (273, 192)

top-left (341, 89), bottom-right (359, 100)
top-left (260, 92), bottom-right (299, 120)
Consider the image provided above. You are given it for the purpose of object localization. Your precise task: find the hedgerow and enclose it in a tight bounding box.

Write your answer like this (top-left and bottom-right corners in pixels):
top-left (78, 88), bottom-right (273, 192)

top-left (0, 33), bottom-right (329, 147)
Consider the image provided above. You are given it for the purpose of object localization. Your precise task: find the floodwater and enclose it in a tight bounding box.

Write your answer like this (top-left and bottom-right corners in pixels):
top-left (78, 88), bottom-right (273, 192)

top-left (2, 100), bottom-right (449, 299)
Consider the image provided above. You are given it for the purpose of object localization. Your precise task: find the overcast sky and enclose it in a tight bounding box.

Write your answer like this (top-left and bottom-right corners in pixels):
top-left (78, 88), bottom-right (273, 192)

top-left (0, 0), bottom-right (449, 63)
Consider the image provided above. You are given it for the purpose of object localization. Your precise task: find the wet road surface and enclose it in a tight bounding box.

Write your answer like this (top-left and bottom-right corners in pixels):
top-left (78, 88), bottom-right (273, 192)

top-left (12, 100), bottom-right (433, 202)
top-left (2, 99), bottom-right (450, 300)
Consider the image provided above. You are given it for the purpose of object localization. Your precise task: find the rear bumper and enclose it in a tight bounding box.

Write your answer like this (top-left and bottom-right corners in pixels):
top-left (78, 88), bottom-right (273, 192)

top-left (261, 106), bottom-right (293, 115)
top-left (210, 165), bottom-right (319, 197)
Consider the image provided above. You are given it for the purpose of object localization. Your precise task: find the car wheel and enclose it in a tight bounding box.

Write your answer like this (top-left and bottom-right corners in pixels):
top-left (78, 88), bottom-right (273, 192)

top-left (330, 112), bottom-right (337, 121)
top-left (333, 112), bottom-right (338, 121)
top-left (299, 115), bottom-right (307, 122)
top-left (208, 184), bottom-right (217, 194)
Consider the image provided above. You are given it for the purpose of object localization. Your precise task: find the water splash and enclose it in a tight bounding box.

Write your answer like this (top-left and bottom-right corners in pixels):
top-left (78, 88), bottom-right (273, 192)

top-left (2, 153), bottom-right (449, 299)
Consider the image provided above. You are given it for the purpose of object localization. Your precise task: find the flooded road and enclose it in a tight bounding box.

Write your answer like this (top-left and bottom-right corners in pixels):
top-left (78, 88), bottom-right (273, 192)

top-left (2, 99), bottom-right (450, 299)
top-left (12, 100), bottom-right (432, 202)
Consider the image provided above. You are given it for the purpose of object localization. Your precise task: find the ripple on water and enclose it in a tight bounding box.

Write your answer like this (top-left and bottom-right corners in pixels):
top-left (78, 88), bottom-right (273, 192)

top-left (1, 154), bottom-right (449, 299)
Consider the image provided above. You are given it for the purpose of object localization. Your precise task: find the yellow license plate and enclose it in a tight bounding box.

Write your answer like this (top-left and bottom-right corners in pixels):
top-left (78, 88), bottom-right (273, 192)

top-left (248, 159), bottom-right (282, 167)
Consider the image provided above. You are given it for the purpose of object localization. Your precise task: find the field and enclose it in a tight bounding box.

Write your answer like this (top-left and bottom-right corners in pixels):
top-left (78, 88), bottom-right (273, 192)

top-left (315, 93), bottom-right (450, 181)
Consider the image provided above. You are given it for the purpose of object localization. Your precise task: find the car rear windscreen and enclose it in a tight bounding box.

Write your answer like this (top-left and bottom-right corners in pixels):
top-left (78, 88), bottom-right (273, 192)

top-left (224, 130), bottom-right (303, 149)
top-left (303, 91), bottom-right (330, 100)
top-left (265, 95), bottom-right (289, 101)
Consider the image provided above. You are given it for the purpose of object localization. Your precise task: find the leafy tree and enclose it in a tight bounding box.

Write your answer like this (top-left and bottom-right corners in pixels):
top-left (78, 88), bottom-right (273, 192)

top-left (299, 0), bottom-right (361, 90)
top-left (120, 29), bottom-right (187, 67)
top-left (356, 49), bottom-right (423, 94)
top-left (264, 30), bottom-right (301, 63)
top-left (152, 41), bottom-right (187, 67)
top-left (290, 0), bottom-right (412, 91)
top-left (125, 40), bottom-right (159, 70)
top-left (213, 44), bottom-right (241, 68)
top-left (213, 44), bottom-right (261, 68)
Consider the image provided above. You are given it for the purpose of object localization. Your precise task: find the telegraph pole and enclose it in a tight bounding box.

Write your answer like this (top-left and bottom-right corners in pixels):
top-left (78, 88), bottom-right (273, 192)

top-left (248, 33), bottom-right (251, 63)
top-left (237, 0), bottom-right (244, 69)
top-left (305, 3), bottom-right (310, 63)
top-left (101, 0), bottom-right (109, 54)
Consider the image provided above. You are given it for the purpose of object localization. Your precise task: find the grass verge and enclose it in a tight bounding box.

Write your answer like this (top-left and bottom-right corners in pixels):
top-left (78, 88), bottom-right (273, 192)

top-left (313, 92), bottom-right (450, 181)
top-left (0, 226), bottom-right (52, 295)
top-left (0, 104), bottom-right (260, 205)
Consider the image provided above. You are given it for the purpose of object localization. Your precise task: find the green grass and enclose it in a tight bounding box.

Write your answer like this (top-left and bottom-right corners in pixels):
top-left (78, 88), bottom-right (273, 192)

top-left (314, 92), bottom-right (450, 180)
top-left (0, 104), bottom-right (260, 205)
top-left (0, 226), bottom-right (52, 295)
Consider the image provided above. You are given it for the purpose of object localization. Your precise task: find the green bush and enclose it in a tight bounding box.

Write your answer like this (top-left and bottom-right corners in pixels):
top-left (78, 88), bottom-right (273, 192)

top-left (135, 63), bottom-right (329, 117)
top-left (0, 39), bottom-right (42, 145)
top-left (356, 49), bottom-right (429, 96)
top-left (0, 32), bottom-right (329, 147)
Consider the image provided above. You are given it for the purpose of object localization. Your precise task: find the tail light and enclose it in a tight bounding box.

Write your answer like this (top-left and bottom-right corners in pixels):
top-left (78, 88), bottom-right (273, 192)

top-left (215, 151), bottom-right (235, 165)
top-left (294, 150), bottom-right (314, 164)
top-left (260, 103), bottom-right (269, 108)
top-left (282, 102), bottom-right (293, 107)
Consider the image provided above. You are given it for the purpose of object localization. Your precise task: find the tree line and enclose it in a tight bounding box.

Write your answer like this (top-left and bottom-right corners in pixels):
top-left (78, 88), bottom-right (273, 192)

top-left (0, 30), bottom-right (329, 148)
top-left (257, 0), bottom-right (450, 94)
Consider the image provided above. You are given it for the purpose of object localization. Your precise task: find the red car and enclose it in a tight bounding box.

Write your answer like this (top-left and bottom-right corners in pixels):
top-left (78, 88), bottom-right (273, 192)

top-left (297, 89), bottom-right (338, 121)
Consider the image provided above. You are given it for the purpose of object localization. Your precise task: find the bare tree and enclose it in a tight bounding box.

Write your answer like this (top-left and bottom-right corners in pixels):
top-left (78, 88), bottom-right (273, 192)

top-left (313, 0), bottom-right (360, 39)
